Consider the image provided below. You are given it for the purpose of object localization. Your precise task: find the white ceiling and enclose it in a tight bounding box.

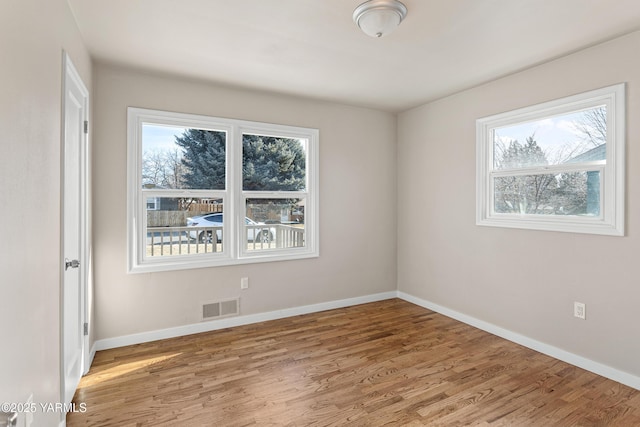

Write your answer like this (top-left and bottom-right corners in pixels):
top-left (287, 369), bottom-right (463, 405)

top-left (67, 0), bottom-right (640, 112)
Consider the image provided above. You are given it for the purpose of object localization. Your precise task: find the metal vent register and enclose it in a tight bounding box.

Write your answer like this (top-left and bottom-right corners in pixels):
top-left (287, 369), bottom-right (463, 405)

top-left (202, 298), bottom-right (239, 320)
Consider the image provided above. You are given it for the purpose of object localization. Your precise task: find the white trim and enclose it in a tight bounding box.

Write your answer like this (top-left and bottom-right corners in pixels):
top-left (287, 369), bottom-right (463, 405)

top-left (94, 291), bottom-right (397, 351)
top-left (398, 292), bottom-right (640, 391)
top-left (88, 341), bottom-right (97, 369)
top-left (127, 107), bottom-right (319, 273)
top-left (89, 290), bottom-right (640, 391)
top-left (60, 51), bottom-right (90, 408)
top-left (476, 83), bottom-right (625, 236)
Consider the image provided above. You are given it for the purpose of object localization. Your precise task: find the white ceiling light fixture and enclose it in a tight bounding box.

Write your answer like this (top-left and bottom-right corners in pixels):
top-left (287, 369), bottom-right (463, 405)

top-left (353, 0), bottom-right (408, 38)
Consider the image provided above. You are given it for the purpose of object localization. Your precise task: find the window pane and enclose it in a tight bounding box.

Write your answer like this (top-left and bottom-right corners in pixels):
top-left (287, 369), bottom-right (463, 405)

top-left (245, 198), bottom-right (305, 251)
top-left (493, 171), bottom-right (600, 216)
top-left (493, 106), bottom-right (607, 170)
top-left (142, 124), bottom-right (226, 190)
top-left (145, 197), bottom-right (224, 257)
top-left (242, 134), bottom-right (306, 191)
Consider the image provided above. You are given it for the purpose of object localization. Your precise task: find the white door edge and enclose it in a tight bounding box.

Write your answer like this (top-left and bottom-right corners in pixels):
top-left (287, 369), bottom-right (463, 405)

top-left (61, 51), bottom-right (90, 407)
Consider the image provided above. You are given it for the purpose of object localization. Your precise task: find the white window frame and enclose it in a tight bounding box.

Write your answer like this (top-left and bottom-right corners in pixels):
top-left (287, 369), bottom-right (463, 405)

top-left (127, 108), bottom-right (319, 273)
top-left (476, 84), bottom-right (625, 236)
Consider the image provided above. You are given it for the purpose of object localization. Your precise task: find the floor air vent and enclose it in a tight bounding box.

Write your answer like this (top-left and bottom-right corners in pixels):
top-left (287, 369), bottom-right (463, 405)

top-left (202, 298), bottom-right (240, 320)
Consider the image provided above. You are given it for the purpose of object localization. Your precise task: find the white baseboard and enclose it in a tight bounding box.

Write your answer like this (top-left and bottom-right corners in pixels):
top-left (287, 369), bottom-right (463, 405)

top-left (398, 291), bottom-right (640, 391)
top-left (90, 289), bottom-right (639, 391)
top-left (94, 291), bottom-right (397, 351)
top-left (88, 342), bottom-right (97, 368)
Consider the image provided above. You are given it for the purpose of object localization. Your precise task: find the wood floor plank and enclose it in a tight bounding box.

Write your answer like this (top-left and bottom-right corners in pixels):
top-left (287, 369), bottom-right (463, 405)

top-left (68, 299), bottom-right (640, 426)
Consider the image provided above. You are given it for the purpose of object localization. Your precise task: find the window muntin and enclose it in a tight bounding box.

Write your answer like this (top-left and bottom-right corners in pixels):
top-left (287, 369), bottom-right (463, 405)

top-left (139, 120), bottom-right (227, 263)
top-left (240, 131), bottom-right (309, 256)
top-left (128, 108), bottom-right (319, 273)
top-left (476, 84), bottom-right (624, 235)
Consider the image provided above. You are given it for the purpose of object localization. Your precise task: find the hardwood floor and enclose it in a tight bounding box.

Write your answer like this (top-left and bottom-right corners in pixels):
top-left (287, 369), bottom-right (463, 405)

top-left (68, 299), bottom-right (640, 426)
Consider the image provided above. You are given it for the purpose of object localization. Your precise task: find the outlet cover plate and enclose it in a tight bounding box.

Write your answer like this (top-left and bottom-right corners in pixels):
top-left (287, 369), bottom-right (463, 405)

top-left (574, 302), bottom-right (586, 320)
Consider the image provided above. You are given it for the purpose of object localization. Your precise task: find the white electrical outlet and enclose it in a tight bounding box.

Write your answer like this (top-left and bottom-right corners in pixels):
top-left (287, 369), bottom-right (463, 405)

top-left (241, 277), bottom-right (249, 289)
top-left (574, 302), bottom-right (586, 320)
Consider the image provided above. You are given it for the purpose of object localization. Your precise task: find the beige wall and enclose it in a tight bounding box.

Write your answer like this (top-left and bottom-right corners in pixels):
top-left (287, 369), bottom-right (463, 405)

top-left (92, 64), bottom-right (397, 340)
top-left (0, 0), bottom-right (92, 425)
top-left (398, 31), bottom-right (640, 377)
top-left (5, 4), bottom-right (636, 419)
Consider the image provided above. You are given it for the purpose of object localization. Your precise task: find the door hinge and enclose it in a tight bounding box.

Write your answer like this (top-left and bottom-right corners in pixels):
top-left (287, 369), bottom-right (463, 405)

top-left (83, 322), bottom-right (88, 336)
top-left (65, 258), bottom-right (80, 270)
top-left (84, 120), bottom-right (89, 134)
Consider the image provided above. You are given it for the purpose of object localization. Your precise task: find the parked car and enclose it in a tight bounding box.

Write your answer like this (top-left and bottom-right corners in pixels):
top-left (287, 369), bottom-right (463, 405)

top-left (186, 213), bottom-right (275, 243)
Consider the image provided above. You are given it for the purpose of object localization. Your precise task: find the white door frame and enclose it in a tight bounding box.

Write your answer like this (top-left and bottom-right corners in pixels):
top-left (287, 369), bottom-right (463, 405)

top-left (61, 51), bottom-right (90, 406)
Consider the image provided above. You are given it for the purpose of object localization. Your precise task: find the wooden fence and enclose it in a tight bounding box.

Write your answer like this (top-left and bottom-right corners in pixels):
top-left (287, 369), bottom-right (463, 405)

top-left (148, 203), bottom-right (300, 227)
top-left (147, 210), bottom-right (217, 227)
top-left (188, 202), bottom-right (224, 213)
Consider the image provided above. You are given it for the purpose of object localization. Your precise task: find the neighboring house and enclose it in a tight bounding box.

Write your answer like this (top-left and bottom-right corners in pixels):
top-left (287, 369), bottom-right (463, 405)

top-left (145, 196), bottom-right (179, 211)
top-left (566, 144), bottom-right (606, 215)
top-left (143, 184), bottom-right (179, 211)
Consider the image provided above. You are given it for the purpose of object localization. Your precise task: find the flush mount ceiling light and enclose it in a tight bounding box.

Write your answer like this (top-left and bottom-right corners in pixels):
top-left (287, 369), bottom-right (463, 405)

top-left (353, 0), bottom-right (408, 38)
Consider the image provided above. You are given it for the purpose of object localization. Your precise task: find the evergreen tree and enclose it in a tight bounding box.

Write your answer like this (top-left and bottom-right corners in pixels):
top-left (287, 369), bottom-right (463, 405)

top-left (242, 134), bottom-right (306, 191)
top-left (494, 136), bottom-right (557, 214)
top-left (174, 130), bottom-right (305, 192)
top-left (498, 136), bottom-right (548, 169)
top-left (174, 129), bottom-right (226, 189)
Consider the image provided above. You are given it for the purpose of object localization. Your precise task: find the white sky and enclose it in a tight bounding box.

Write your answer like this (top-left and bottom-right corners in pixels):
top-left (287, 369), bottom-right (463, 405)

top-left (142, 124), bottom-right (307, 153)
top-left (494, 110), bottom-right (586, 153)
top-left (142, 124), bottom-right (187, 152)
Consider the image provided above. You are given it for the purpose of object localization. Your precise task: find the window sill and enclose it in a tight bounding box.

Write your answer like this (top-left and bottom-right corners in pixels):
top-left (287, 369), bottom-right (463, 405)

top-left (128, 249), bottom-right (319, 274)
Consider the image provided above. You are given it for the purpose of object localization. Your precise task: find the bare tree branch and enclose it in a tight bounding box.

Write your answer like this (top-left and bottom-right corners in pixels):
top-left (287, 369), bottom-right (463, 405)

top-left (572, 106), bottom-right (606, 148)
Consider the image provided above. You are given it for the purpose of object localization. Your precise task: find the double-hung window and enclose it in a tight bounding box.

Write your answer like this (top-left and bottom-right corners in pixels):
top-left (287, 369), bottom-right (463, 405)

top-left (476, 84), bottom-right (625, 235)
top-left (127, 108), bottom-right (319, 273)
